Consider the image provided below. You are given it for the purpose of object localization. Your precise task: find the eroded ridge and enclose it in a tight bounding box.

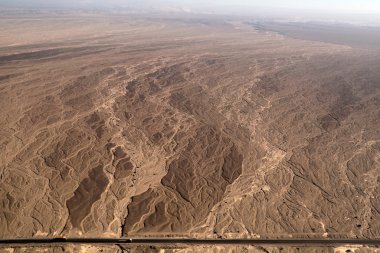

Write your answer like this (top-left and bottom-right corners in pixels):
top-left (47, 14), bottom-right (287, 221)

top-left (0, 14), bottom-right (379, 245)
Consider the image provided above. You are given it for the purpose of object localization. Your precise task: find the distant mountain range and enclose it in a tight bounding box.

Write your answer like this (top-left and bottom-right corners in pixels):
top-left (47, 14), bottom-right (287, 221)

top-left (1, 0), bottom-right (380, 26)
top-left (0, 0), bottom-right (201, 11)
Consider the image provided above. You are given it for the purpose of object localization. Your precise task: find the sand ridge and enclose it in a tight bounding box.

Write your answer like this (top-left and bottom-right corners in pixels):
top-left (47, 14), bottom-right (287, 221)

top-left (0, 14), bottom-right (379, 253)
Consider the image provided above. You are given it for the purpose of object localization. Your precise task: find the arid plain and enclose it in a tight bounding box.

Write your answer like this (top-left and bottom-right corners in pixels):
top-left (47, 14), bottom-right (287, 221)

top-left (0, 13), bottom-right (379, 252)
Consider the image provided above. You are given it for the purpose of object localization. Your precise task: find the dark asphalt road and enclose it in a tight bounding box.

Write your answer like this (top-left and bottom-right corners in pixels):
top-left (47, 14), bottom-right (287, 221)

top-left (0, 238), bottom-right (379, 246)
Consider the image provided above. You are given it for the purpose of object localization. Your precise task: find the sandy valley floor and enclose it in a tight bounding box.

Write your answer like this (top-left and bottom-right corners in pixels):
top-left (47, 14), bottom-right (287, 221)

top-left (0, 13), bottom-right (379, 252)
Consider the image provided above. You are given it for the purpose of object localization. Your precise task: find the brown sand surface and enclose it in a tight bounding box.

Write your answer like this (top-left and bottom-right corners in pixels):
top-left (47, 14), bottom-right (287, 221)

top-left (0, 13), bottom-right (379, 252)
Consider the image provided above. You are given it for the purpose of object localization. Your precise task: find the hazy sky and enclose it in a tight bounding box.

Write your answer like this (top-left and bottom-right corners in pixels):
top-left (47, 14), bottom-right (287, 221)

top-left (2, 0), bottom-right (380, 13)
top-left (2, 0), bottom-right (380, 21)
top-left (214, 0), bottom-right (380, 13)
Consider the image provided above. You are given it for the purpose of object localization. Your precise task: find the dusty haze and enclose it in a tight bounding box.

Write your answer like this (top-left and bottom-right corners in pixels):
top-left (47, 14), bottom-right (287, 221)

top-left (2, 0), bottom-right (380, 25)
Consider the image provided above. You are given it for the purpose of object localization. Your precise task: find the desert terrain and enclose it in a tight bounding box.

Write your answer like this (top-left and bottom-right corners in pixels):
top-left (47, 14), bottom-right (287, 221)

top-left (0, 12), bottom-right (379, 252)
